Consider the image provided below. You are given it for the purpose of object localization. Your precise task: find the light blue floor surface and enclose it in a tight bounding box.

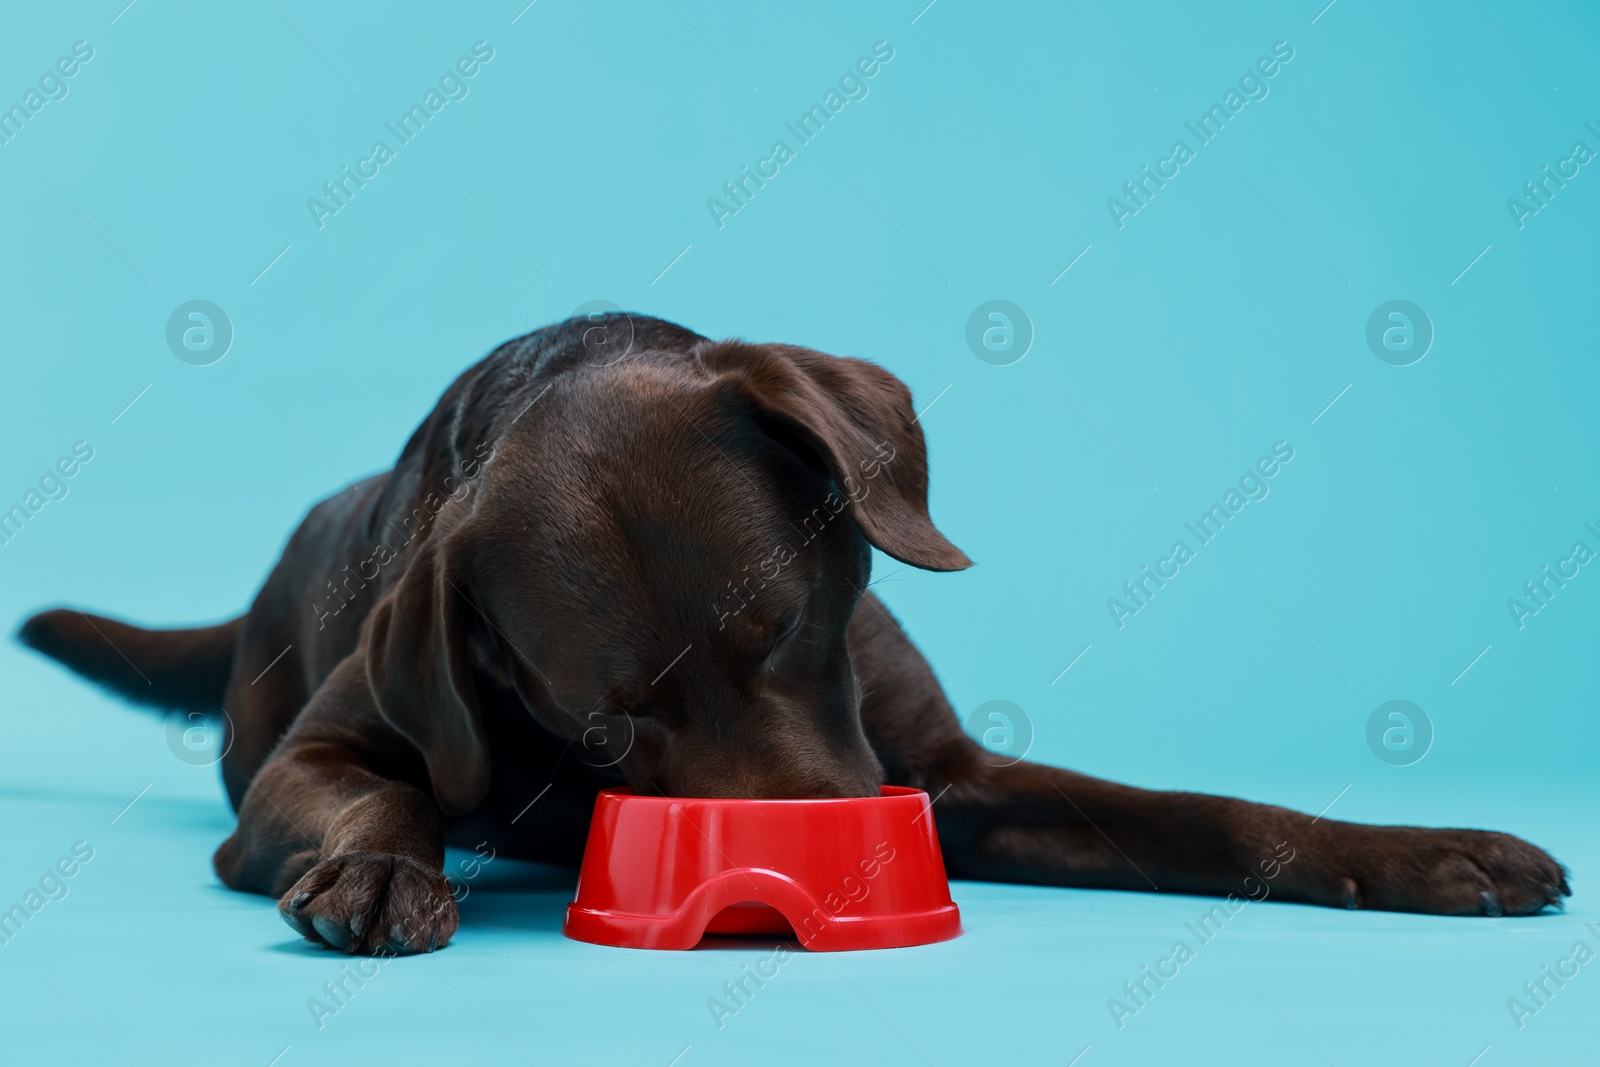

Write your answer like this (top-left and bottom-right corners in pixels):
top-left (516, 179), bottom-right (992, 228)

top-left (1, 719), bottom-right (1592, 1066)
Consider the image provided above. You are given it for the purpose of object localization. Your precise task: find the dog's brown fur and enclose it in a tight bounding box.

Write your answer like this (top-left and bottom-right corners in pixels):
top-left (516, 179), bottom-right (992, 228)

top-left (20, 314), bottom-right (1569, 954)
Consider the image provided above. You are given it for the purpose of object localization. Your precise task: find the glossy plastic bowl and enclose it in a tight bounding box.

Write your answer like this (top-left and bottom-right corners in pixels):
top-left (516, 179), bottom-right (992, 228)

top-left (562, 786), bottom-right (962, 951)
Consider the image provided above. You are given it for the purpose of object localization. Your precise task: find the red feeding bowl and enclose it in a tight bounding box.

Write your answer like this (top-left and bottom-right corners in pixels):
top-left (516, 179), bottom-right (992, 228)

top-left (562, 786), bottom-right (962, 951)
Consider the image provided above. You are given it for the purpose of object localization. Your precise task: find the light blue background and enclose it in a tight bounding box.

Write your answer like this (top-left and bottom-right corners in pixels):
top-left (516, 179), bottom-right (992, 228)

top-left (2, 1), bottom-right (1596, 1063)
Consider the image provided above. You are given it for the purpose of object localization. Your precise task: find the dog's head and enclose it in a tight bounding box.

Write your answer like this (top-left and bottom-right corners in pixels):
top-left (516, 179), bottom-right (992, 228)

top-left (365, 338), bottom-right (969, 813)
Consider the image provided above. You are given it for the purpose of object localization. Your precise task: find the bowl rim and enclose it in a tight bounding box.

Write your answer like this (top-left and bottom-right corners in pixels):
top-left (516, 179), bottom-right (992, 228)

top-left (595, 784), bottom-right (926, 806)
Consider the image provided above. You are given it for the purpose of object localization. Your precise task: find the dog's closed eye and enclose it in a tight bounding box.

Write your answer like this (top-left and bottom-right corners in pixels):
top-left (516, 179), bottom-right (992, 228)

top-left (759, 614), bottom-right (807, 667)
top-left (768, 613), bottom-right (805, 647)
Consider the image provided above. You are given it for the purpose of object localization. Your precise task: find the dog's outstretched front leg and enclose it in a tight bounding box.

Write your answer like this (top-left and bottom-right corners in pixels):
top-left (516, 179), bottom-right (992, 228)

top-left (927, 754), bottom-right (1569, 916)
top-left (212, 656), bottom-right (458, 954)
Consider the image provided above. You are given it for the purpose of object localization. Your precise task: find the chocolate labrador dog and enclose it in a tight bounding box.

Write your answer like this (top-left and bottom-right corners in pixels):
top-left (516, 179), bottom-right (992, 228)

top-left (20, 313), bottom-right (1568, 954)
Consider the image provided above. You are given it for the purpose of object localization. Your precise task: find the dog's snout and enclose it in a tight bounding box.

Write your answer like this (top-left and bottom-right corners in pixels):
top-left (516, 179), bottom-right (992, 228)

top-left (625, 685), bottom-right (884, 801)
top-left (639, 734), bottom-right (882, 801)
top-left (687, 769), bottom-right (881, 801)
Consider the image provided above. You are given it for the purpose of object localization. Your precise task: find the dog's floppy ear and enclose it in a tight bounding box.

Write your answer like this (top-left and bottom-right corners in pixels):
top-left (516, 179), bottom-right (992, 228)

top-left (700, 341), bottom-right (972, 572)
top-left (364, 533), bottom-right (490, 816)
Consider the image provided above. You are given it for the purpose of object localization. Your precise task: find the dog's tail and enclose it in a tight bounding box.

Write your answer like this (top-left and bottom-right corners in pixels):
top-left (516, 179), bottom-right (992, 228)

top-left (18, 608), bottom-right (241, 713)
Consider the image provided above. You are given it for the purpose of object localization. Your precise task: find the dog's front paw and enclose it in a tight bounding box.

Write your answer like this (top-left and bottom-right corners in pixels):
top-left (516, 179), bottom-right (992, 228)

top-left (1329, 825), bottom-right (1570, 916)
top-left (277, 853), bottom-right (457, 954)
